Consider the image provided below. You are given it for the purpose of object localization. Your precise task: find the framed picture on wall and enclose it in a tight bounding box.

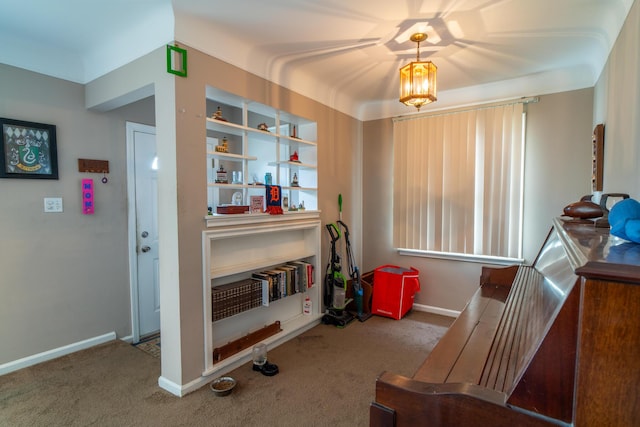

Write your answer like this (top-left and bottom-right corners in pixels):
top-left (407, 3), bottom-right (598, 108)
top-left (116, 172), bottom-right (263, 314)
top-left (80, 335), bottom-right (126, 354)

top-left (592, 123), bottom-right (604, 192)
top-left (0, 118), bottom-right (58, 179)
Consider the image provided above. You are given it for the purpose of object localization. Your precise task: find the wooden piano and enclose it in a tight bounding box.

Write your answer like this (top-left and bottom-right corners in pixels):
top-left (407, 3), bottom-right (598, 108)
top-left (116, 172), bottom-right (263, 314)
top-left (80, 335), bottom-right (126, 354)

top-left (371, 217), bottom-right (640, 426)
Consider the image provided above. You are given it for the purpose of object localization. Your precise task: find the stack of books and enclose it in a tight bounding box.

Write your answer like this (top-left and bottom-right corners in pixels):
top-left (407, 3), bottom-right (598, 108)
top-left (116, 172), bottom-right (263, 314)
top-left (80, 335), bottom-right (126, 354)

top-left (212, 278), bottom-right (263, 321)
top-left (252, 260), bottom-right (314, 306)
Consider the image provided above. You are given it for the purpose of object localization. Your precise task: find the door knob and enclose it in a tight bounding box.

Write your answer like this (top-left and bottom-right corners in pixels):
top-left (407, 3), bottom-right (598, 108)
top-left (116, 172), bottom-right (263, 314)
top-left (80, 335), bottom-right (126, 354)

top-left (141, 245), bottom-right (151, 253)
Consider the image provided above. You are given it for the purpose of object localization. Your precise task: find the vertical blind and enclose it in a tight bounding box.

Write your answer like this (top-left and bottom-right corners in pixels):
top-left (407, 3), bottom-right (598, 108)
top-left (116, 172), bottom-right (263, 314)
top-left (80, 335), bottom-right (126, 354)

top-left (393, 102), bottom-right (525, 259)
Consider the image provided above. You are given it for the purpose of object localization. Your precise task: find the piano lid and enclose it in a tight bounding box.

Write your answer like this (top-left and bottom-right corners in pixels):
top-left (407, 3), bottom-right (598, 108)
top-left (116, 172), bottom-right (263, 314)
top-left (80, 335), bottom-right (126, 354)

top-left (553, 217), bottom-right (640, 284)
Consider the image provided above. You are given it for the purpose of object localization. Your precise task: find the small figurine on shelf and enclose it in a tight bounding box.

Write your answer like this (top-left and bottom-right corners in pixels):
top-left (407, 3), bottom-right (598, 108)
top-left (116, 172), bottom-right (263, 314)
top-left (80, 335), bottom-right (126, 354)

top-left (212, 106), bottom-right (227, 121)
top-left (250, 173), bottom-right (263, 185)
top-left (207, 206), bottom-right (213, 216)
top-left (215, 165), bottom-right (228, 183)
top-left (298, 201), bottom-right (306, 211)
top-left (291, 173), bottom-right (299, 187)
top-left (291, 125), bottom-right (299, 139)
top-left (257, 123), bottom-right (270, 132)
top-left (289, 151), bottom-right (300, 162)
top-left (232, 192), bottom-right (243, 205)
top-left (215, 136), bottom-right (229, 153)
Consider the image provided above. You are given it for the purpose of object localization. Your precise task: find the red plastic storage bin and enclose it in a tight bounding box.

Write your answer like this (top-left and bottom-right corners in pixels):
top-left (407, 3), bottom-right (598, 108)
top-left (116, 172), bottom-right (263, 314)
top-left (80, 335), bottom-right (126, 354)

top-left (371, 265), bottom-right (420, 320)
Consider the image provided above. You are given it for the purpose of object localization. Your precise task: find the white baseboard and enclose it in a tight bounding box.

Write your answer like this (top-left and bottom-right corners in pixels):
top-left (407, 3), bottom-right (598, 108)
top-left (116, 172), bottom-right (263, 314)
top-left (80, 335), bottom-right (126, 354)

top-left (158, 374), bottom-right (208, 397)
top-left (158, 375), bottom-right (184, 396)
top-left (0, 332), bottom-right (117, 376)
top-left (412, 303), bottom-right (460, 318)
top-left (160, 319), bottom-right (322, 397)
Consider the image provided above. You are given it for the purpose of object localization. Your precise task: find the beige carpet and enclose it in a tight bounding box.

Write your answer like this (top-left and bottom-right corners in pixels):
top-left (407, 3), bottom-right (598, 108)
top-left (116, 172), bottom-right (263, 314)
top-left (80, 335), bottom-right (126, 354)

top-left (0, 311), bottom-right (452, 427)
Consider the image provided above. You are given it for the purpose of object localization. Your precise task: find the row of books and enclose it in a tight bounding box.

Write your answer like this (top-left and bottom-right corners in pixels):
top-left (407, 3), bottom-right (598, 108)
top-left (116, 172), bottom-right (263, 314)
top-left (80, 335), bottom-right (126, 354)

top-left (211, 260), bottom-right (315, 322)
top-left (211, 278), bottom-right (263, 322)
top-left (252, 260), bottom-right (314, 305)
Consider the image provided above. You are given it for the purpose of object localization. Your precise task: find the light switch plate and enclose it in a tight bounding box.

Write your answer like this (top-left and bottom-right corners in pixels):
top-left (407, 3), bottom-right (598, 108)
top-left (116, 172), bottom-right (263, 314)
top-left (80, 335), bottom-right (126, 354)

top-left (44, 197), bottom-right (63, 212)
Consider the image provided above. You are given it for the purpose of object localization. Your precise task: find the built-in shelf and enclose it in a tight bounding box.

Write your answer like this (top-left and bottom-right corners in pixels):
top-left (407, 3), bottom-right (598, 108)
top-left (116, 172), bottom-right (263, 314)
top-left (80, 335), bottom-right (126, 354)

top-left (202, 212), bottom-right (322, 378)
top-left (202, 86), bottom-right (321, 381)
top-left (271, 160), bottom-right (317, 170)
top-left (206, 87), bottom-right (317, 214)
top-left (207, 151), bottom-right (257, 162)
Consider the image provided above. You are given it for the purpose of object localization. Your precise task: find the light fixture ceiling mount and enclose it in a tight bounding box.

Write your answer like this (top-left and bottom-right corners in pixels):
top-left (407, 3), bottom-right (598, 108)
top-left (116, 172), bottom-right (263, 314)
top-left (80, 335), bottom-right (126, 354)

top-left (399, 32), bottom-right (437, 111)
top-left (409, 32), bottom-right (427, 44)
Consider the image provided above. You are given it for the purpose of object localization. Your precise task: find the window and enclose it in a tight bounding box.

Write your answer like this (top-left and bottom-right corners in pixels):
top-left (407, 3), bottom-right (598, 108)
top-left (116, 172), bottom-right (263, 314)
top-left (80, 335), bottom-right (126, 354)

top-left (393, 102), bottom-right (526, 261)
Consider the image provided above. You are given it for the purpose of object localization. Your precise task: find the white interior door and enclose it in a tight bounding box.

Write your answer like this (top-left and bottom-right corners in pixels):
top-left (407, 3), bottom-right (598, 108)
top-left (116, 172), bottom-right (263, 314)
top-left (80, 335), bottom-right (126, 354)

top-left (127, 122), bottom-right (160, 341)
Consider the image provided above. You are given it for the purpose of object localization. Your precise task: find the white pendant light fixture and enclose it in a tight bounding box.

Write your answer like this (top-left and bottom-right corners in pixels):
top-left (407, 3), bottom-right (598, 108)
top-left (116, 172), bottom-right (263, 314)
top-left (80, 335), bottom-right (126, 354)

top-left (399, 33), bottom-right (437, 110)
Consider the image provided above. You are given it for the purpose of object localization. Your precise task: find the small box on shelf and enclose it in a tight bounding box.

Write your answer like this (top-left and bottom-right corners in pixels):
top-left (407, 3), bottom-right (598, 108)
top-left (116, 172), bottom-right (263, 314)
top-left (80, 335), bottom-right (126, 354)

top-left (216, 205), bottom-right (249, 214)
top-left (250, 195), bottom-right (264, 213)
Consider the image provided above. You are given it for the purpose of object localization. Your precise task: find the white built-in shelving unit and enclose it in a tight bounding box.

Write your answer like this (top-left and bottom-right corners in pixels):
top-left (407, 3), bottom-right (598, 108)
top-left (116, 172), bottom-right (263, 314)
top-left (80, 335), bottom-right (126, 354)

top-left (202, 87), bottom-right (322, 378)
top-left (205, 86), bottom-right (318, 213)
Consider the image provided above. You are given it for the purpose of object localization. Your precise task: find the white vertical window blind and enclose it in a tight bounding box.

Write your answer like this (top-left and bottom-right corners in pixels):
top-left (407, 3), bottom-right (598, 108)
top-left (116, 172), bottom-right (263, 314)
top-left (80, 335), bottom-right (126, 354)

top-left (393, 102), bottom-right (525, 259)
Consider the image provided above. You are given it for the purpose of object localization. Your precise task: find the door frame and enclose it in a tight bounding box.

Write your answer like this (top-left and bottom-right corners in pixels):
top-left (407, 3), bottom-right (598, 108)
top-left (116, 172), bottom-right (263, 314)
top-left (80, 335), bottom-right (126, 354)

top-left (126, 121), bottom-right (157, 344)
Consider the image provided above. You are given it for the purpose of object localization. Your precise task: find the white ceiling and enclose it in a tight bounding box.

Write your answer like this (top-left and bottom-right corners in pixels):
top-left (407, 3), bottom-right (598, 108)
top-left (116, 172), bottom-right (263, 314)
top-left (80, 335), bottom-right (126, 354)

top-left (0, 0), bottom-right (635, 120)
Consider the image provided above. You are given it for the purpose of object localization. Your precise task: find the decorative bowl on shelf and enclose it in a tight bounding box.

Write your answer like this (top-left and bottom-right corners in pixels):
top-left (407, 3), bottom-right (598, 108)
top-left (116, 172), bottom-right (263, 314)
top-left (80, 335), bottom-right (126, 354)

top-left (210, 376), bottom-right (236, 397)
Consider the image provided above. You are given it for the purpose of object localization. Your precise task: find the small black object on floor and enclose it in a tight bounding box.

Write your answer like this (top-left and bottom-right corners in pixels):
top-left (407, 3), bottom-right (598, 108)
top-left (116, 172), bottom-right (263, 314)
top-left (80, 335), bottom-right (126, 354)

top-left (355, 312), bottom-right (373, 322)
top-left (321, 308), bottom-right (355, 328)
top-left (253, 361), bottom-right (279, 376)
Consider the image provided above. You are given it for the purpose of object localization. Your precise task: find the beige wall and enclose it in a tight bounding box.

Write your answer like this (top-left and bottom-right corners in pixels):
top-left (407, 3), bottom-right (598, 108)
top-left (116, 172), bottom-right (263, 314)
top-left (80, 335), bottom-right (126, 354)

top-left (594, 0), bottom-right (640, 198)
top-left (362, 88), bottom-right (594, 311)
top-left (522, 89), bottom-right (595, 260)
top-left (0, 64), bottom-right (154, 365)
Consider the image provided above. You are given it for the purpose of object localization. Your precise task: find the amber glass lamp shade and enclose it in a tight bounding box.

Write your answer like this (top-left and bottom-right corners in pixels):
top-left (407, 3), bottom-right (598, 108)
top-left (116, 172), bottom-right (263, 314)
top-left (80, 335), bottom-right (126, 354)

top-left (399, 60), bottom-right (437, 111)
top-left (399, 32), bottom-right (437, 111)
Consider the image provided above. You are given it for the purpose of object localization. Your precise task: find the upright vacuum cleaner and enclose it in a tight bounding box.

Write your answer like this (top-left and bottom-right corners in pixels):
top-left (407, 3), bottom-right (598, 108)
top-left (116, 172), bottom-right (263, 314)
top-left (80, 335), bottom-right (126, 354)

top-left (337, 219), bottom-right (372, 322)
top-left (322, 194), bottom-right (371, 326)
top-left (322, 222), bottom-right (355, 327)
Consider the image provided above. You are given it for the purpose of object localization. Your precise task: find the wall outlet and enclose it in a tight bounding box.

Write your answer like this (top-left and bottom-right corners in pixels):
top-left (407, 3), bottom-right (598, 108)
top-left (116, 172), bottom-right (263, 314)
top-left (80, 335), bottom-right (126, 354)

top-left (44, 197), bottom-right (63, 213)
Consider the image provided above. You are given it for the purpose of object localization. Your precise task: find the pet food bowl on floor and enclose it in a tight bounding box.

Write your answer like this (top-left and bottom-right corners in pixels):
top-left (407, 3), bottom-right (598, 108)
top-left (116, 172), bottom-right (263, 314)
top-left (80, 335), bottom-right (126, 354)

top-left (209, 376), bottom-right (236, 397)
